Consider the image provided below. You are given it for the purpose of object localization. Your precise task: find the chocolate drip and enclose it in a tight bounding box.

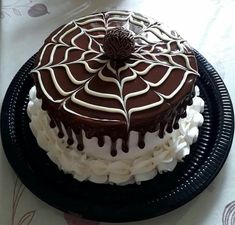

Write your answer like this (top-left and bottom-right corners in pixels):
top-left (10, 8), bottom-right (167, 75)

top-left (111, 140), bottom-right (117, 157)
top-left (181, 109), bottom-right (187, 118)
top-left (159, 121), bottom-right (166, 138)
top-left (166, 116), bottom-right (174, 133)
top-left (85, 130), bottom-right (93, 139)
top-left (179, 99), bottom-right (187, 119)
top-left (55, 121), bottom-right (64, 138)
top-left (188, 98), bottom-right (193, 106)
top-left (98, 136), bottom-right (105, 147)
top-left (191, 90), bottom-right (196, 98)
top-left (173, 114), bottom-right (181, 129)
top-left (159, 93), bottom-right (196, 137)
top-left (41, 101), bottom-right (47, 111)
top-left (66, 127), bottom-right (74, 145)
top-left (76, 130), bottom-right (84, 151)
top-left (49, 90), bottom-right (196, 155)
top-left (67, 138), bottom-right (74, 145)
top-left (148, 123), bottom-right (156, 133)
top-left (49, 117), bottom-right (56, 128)
top-left (122, 138), bottom-right (129, 153)
top-left (138, 131), bottom-right (146, 149)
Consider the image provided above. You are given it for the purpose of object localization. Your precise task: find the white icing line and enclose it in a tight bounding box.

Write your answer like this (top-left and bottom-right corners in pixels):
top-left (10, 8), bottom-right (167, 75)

top-left (131, 13), bottom-right (150, 24)
top-left (36, 71), bottom-right (63, 103)
top-left (128, 94), bottom-right (164, 118)
top-left (51, 20), bottom-right (75, 43)
top-left (105, 11), bottom-right (130, 16)
top-left (129, 16), bottom-right (146, 28)
top-left (119, 68), bottom-right (138, 90)
top-left (149, 24), bottom-right (181, 40)
top-left (168, 40), bottom-right (185, 53)
top-left (56, 46), bottom-right (84, 64)
top-left (84, 81), bottom-right (124, 106)
top-left (134, 35), bottom-right (161, 45)
top-left (165, 53), bottom-right (199, 74)
top-left (158, 71), bottom-right (192, 99)
top-left (62, 100), bottom-right (120, 122)
top-left (124, 85), bottom-right (150, 103)
top-left (47, 67), bottom-right (75, 96)
top-left (58, 22), bottom-right (78, 45)
top-left (76, 18), bottom-right (105, 26)
top-left (46, 44), bottom-right (66, 67)
top-left (71, 61), bottom-right (100, 74)
top-left (98, 68), bottom-right (121, 90)
top-left (141, 67), bottom-right (180, 87)
top-left (34, 43), bottom-right (54, 69)
top-left (70, 30), bottom-right (85, 47)
top-left (107, 16), bottom-right (130, 23)
top-left (83, 27), bottom-right (106, 33)
top-left (134, 63), bottom-right (173, 76)
top-left (56, 65), bottom-right (90, 85)
top-left (71, 90), bottom-right (128, 121)
top-left (88, 34), bottom-right (105, 39)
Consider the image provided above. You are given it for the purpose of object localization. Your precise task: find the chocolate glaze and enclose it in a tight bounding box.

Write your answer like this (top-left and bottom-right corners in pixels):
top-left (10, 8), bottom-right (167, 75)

top-left (31, 11), bottom-right (199, 156)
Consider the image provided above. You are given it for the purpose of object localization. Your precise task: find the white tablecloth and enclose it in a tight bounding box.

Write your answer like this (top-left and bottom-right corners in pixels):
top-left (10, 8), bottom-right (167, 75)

top-left (1, 0), bottom-right (235, 224)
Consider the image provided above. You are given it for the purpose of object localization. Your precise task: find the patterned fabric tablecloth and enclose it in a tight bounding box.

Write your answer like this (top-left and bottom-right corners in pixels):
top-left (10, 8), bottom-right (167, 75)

top-left (1, 0), bottom-right (235, 224)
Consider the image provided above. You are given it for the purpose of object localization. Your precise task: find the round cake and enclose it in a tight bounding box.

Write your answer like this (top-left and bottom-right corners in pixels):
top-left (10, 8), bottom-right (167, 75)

top-left (27, 10), bottom-right (204, 184)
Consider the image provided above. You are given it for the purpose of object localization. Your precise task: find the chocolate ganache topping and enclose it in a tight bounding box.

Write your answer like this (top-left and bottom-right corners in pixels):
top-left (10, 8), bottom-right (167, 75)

top-left (31, 11), bottom-right (199, 156)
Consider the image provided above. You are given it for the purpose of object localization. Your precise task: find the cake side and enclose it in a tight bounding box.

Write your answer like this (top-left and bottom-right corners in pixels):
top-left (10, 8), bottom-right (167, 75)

top-left (27, 86), bottom-right (204, 184)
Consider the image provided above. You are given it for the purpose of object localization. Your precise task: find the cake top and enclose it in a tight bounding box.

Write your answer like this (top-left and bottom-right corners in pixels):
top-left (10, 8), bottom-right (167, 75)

top-left (31, 10), bottom-right (199, 144)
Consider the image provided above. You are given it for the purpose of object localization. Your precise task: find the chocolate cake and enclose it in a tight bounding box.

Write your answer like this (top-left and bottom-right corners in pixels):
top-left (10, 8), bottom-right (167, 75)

top-left (28, 11), bottom-right (204, 184)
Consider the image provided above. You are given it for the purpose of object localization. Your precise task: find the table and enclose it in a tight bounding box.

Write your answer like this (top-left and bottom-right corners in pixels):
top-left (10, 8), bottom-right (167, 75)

top-left (1, 0), bottom-right (235, 224)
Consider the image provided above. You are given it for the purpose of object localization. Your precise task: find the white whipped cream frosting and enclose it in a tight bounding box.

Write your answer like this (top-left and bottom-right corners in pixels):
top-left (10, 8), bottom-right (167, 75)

top-left (27, 86), bottom-right (204, 185)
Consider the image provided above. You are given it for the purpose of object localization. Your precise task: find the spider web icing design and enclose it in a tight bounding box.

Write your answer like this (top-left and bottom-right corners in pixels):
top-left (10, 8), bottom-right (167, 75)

top-left (32, 11), bottom-right (199, 130)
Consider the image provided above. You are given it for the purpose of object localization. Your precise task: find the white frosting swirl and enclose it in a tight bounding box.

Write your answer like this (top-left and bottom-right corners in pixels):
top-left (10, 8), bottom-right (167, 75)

top-left (27, 86), bottom-right (204, 185)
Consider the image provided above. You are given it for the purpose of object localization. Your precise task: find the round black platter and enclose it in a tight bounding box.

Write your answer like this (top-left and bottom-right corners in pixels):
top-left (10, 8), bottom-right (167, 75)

top-left (1, 50), bottom-right (234, 223)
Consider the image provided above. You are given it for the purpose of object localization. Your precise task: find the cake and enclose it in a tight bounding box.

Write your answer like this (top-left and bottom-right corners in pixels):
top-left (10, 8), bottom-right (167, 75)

top-left (27, 11), bottom-right (204, 185)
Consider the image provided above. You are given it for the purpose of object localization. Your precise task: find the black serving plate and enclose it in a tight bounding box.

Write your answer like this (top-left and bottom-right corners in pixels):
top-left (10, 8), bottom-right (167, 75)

top-left (1, 50), bottom-right (234, 223)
